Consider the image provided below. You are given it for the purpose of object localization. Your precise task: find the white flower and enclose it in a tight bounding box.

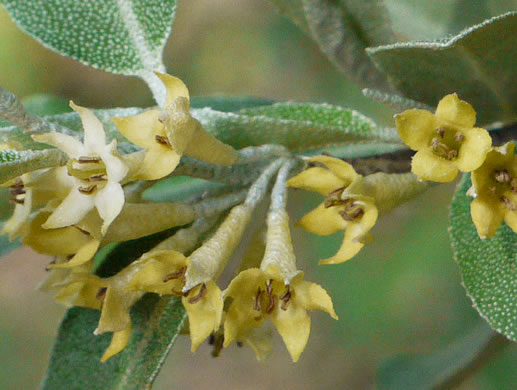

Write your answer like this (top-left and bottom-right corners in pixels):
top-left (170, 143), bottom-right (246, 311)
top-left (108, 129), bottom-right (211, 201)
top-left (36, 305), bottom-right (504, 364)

top-left (33, 102), bottom-right (128, 233)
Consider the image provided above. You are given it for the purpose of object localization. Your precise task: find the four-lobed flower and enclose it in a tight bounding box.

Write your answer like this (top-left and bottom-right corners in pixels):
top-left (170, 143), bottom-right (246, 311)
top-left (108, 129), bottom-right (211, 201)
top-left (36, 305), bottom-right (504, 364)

top-left (469, 142), bottom-right (517, 238)
top-left (395, 93), bottom-right (492, 182)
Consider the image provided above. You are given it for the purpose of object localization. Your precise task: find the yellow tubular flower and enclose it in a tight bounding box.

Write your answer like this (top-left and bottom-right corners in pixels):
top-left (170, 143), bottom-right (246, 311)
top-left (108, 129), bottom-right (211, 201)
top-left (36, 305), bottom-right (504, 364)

top-left (33, 102), bottom-right (129, 234)
top-left (224, 210), bottom-right (337, 362)
top-left (288, 156), bottom-right (378, 264)
top-left (395, 93), bottom-right (491, 182)
top-left (469, 142), bottom-right (517, 238)
top-left (112, 73), bottom-right (237, 181)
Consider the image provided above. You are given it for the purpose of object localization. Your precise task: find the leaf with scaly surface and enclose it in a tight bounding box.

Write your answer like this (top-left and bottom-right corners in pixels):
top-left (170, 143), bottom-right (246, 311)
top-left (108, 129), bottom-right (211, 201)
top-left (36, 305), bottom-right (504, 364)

top-left (0, 149), bottom-right (68, 184)
top-left (2, 0), bottom-right (177, 104)
top-left (367, 12), bottom-right (517, 126)
top-left (449, 173), bottom-right (517, 342)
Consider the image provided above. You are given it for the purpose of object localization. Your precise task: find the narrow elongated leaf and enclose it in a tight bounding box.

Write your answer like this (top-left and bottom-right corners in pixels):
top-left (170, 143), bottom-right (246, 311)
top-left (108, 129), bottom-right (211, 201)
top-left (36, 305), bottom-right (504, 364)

top-left (0, 148), bottom-right (67, 184)
top-left (268, 0), bottom-right (311, 33)
top-left (21, 94), bottom-right (71, 116)
top-left (198, 102), bottom-right (401, 151)
top-left (42, 296), bottom-right (186, 390)
top-left (449, 173), bottom-right (517, 341)
top-left (300, 0), bottom-right (393, 89)
top-left (368, 12), bottom-right (517, 126)
top-left (2, 0), bottom-right (177, 104)
top-left (377, 322), bottom-right (508, 389)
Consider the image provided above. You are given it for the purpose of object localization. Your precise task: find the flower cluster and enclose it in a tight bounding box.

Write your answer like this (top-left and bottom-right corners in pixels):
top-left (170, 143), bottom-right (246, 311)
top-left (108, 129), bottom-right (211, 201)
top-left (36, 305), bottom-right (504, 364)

top-left (395, 93), bottom-right (516, 238)
top-left (2, 78), bottom-right (507, 365)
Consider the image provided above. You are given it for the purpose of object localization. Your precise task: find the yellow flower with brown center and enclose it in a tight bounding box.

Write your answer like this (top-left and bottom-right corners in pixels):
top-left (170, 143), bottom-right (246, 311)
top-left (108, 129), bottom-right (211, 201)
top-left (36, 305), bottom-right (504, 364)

top-left (395, 93), bottom-right (492, 182)
top-left (112, 73), bottom-right (237, 181)
top-left (469, 142), bottom-right (517, 238)
top-left (287, 156), bottom-right (378, 264)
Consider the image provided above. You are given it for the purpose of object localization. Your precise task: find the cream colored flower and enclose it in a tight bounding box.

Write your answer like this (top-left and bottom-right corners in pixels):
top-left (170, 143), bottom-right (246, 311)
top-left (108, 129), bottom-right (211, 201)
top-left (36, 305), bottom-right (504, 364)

top-left (33, 102), bottom-right (128, 233)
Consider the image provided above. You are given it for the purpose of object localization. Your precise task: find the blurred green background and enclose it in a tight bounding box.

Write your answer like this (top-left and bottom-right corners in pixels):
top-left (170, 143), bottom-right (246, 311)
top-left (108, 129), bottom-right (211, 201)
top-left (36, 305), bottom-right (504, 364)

top-left (1, 1), bottom-right (516, 389)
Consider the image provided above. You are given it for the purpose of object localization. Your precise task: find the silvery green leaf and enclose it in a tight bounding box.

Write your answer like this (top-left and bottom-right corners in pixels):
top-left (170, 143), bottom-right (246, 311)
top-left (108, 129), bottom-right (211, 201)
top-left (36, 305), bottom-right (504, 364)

top-left (0, 148), bottom-right (67, 184)
top-left (268, 0), bottom-right (311, 33)
top-left (190, 96), bottom-right (275, 113)
top-left (449, 173), bottom-right (517, 342)
top-left (2, 0), bottom-right (178, 104)
top-left (194, 102), bottom-right (401, 152)
top-left (368, 12), bottom-right (517, 126)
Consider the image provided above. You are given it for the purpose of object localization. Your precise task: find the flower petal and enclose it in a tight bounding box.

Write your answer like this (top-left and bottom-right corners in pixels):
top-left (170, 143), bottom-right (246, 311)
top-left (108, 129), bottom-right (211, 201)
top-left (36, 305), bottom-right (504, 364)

top-left (411, 149), bottom-right (459, 182)
top-left (471, 196), bottom-right (504, 239)
top-left (135, 147), bottom-right (181, 180)
top-left (319, 234), bottom-right (364, 265)
top-left (456, 128), bottom-right (492, 172)
top-left (287, 167), bottom-right (345, 196)
top-left (33, 132), bottom-right (85, 158)
top-left (435, 93), bottom-right (476, 128)
top-left (111, 110), bottom-right (162, 149)
top-left (308, 156), bottom-right (358, 183)
top-left (270, 300), bottom-right (311, 362)
top-left (297, 203), bottom-right (348, 236)
top-left (155, 72), bottom-right (190, 106)
top-left (395, 109), bottom-right (436, 150)
top-left (96, 288), bottom-right (133, 334)
top-left (50, 239), bottom-right (99, 269)
top-left (183, 281), bottom-right (223, 351)
top-left (101, 326), bottom-right (132, 362)
top-left (504, 209), bottom-right (517, 234)
top-left (2, 190), bottom-right (32, 239)
top-left (294, 279), bottom-right (338, 319)
top-left (70, 101), bottom-right (106, 153)
top-left (101, 141), bottom-right (128, 182)
top-left (95, 181), bottom-right (125, 234)
top-left (43, 189), bottom-right (95, 229)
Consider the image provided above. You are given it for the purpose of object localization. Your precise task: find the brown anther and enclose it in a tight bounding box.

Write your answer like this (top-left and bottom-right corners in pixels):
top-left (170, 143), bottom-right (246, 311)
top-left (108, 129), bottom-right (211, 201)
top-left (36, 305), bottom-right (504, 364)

top-left (188, 283), bottom-right (207, 304)
top-left (307, 161), bottom-right (329, 170)
top-left (12, 178), bottom-right (23, 188)
top-left (96, 287), bottom-right (107, 301)
top-left (12, 197), bottom-right (25, 205)
top-left (501, 196), bottom-right (516, 211)
top-left (253, 288), bottom-right (263, 311)
top-left (10, 187), bottom-right (26, 195)
top-left (280, 286), bottom-right (291, 311)
top-left (88, 174), bottom-right (107, 182)
top-left (78, 156), bottom-right (101, 164)
top-left (436, 127), bottom-right (446, 138)
top-left (447, 150), bottom-right (458, 160)
top-left (431, 137), bottom-right (441, 151)
top-left (511, 178), bottom-right (517, 193)
top-left (338, 210), bottom-right (354, 221)
top-left (324, 198), bottom-right (346, 208)
top-left (488, 186), bottom-right (497, 195)
top-left (455, 133), bottom-right (465, 142)
top-left (236, 341), bottom-right (244, 347)
top-left (495, 170), bottom-right (511, 183)
top-left (45, 258), bottom-right (57, 271)
top-left (266, 294), bottom-right (277, 314)
top-left (78, 185), bottom-right (97, 194)
top-left (328, 187), bottom-right (345, 197)
top-left (155, 135), bottom-right (171, 146)
top-left (163, 267), bottom-right (187, 282)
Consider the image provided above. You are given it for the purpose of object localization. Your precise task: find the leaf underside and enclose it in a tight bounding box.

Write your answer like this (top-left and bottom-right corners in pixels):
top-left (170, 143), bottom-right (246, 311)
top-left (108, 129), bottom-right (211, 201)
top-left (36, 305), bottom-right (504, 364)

top-left (368, 12), bottom-right (517, 126)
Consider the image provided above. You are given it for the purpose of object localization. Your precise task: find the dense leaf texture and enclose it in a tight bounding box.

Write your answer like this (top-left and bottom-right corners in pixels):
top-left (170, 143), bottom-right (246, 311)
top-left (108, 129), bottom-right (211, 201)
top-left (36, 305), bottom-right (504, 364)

top-left (377, 323), bottom-right (506, 389)
top-left (368, 12), bottom-right (517, 126)
top-left (450, 174), bottom-right (517, 341)
top-left (2, 0), bottom-right (176, 75)
top-left (42, 296), bottom-right (186, 390)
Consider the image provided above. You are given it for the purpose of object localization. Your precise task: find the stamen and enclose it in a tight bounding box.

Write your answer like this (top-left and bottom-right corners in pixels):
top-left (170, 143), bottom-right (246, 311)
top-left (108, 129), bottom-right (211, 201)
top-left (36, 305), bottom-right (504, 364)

top-left (501, 196), bottom-right (516, 211)
top-left (307, 161), bottom-right (329, 170)
top-left (188, 283), bottom-right (207, 304)
top-left (447, 150), bottom-right (458, 160)
top-left (163, 267), bottom-right (187, 282)
top-left (78, 185), bottom-right (97, 194)
top-left (88, 174), bottom-right (107, 182)
top-left (455, 133), bottom-right (465, 142)
top-left (265, 279), bottom-right (273, 297)
top-left (45, 258), bottom-right (57, 271)
top-left (266, 294), bottom-right (277, 314)
top-left (436, 127), bottom-right (446, 138)
top-left (10, 187), bottom-right (26, 195)
top-left (495, 170), bottom-right (511, 183)
top-left (488, 186), bottom-right (497, 195)
top-left (253, 288), bottom-right (263, 311)
top-left (280, 286), bottom-right (291, 311)
top-left (12, 197), bottom-right (25, 205)
top-left (78, 156), bottom-right (101, 164)
top-left (11, 178), bottom-right (24, 188)
top-left (96, 287), bottom-right (107, 302)
top-left (511, 178), bottom-right (517, 194)
top-left (155, 135), bottom-right (171, 146)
